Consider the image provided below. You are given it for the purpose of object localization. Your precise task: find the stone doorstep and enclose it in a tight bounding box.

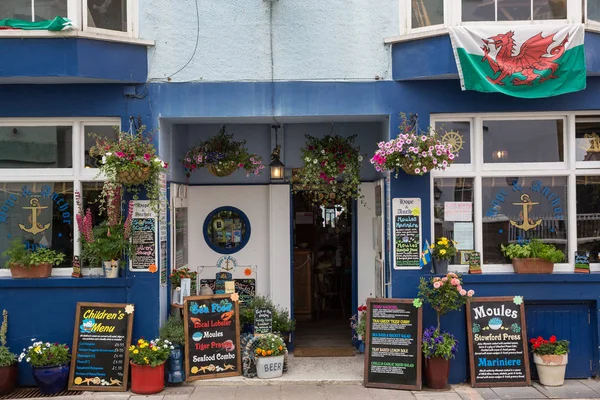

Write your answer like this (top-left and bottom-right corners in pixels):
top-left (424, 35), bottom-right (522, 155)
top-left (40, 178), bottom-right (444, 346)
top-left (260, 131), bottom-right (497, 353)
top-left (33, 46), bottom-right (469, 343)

top-left (189, 377), bottom-right (363, 386)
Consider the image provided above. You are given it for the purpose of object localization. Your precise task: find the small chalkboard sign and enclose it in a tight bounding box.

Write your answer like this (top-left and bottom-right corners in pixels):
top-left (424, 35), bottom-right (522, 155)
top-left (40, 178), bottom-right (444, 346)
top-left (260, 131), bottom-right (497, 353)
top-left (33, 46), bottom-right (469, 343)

top-left (466, 297), bottom-right (531, 387)
top-left (468, 252), bottom-right (482, 274)
top-left (254, 308), bottom-right (272, 336)
top-left (68, 302), bottom-right (134, 392)
top-left (393, 198), bottom-right (421, 270)
top-left (130, 217), bottom-right (157, 270)
top-left (364, 298), bottom-right (422, 390)
top-left (184, 294), bottom-right (241, 381)
top-left (575, 251), bottom-right (590, 274)
top-left (71, 255), bottom-right (82, 278)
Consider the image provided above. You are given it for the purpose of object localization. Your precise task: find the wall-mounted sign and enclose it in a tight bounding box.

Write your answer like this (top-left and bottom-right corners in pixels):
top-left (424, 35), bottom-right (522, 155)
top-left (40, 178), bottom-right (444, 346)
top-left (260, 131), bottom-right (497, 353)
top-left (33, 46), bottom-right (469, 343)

top-left (364, 298), bottom-right (422, 390)
top-left (466, 297), bottom-right (530, 387)
top-left (129, 201), bottom-right (158, 271)
top-left (68, 302), bottom-right (134, 391)
top-left (184, 294), bottom-right (241, 381)
top-left (444, 201), bottom-right (472, 222)
top-left (216, 255), bottom-right (238, 271)
top-left (393, 198), bottom-right (422, 270)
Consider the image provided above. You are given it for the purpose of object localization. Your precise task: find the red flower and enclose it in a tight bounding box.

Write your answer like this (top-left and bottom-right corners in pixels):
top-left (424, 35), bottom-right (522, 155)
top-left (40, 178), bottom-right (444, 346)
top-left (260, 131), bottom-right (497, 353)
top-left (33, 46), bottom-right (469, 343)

top-left (550, 336), bottom-right (556, 343)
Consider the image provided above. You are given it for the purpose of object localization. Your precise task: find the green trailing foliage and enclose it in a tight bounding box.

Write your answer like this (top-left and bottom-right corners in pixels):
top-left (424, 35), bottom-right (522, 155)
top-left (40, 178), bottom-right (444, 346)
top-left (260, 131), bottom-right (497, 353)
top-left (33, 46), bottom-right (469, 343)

top-left (0, 310), bottom-right (16, 368)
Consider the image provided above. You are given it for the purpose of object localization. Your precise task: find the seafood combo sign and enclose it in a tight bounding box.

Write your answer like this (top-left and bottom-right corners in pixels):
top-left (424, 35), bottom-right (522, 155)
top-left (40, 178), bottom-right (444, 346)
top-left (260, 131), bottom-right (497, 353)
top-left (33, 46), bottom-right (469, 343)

top-left (184, 294), bottom-right (241, 380)
top-left (68, 303), bottom-right (134, 391)
top-left (466, 297), bottom-right (531, 387)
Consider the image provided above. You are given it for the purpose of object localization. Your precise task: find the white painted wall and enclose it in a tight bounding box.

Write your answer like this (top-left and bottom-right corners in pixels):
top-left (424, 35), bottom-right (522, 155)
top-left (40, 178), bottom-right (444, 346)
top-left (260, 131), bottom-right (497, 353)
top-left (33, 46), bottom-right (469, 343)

top-left (357, 182), bottom-right (377, 305)
top-left (269, 185), bottom-right (291, 311)
top-left (141, 0), bottom-right (398, 82)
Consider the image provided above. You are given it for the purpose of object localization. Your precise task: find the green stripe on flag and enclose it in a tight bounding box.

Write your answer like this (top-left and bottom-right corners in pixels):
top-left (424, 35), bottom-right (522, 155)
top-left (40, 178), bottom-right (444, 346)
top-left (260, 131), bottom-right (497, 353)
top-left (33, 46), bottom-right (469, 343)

top-left (456, 45), bottom-right (586, 98)
top-left (0, 16), bottom-right (73, 31)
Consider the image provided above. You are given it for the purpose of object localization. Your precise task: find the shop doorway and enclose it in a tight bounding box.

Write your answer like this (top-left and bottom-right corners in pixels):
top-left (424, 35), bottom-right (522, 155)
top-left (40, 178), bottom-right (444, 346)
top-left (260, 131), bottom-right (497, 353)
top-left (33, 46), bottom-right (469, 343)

top-left (292, 191), bottom-right (355, 356)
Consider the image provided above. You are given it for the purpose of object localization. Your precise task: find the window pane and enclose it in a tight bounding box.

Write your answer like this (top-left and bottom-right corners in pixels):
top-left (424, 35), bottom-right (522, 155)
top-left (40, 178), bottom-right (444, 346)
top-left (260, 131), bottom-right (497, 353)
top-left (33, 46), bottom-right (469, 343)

top-left (81, 182), bottom-right (107, 227)
top-left (412, 0), bottom-right (444, 28)
top-left (434, 178), bottom-right (475, 265)
top-left (498, 0), bottom-right (532, 21)
top-left (533, 0), bottom-right (567, 20)
top-left (576, 176), bottom-right (600, 260)
top-left (483, 119), bottom-right (564, 163)
top-left (85, 125), bottom-right (118, 168)
top-left (462, 0), bottom-right (495, 21)
top-left (0, 182), bottom-right (74, 268)
top-left (0, 0), bottom-right (31, 21)
top-left (33, 0), bottom-right (67, 21)
top-left (0, 126), bottom-right (72, 168)
top-left (87, 0), bottom-right (127, 32)
top-left (588, 0), bottom-right (600, 22)
top-left (575, 121), bottom-right (600, 162)
top-left (438, 121), bottom-right (471, 164)
top-left (482, 176), bottom-right (567, 264)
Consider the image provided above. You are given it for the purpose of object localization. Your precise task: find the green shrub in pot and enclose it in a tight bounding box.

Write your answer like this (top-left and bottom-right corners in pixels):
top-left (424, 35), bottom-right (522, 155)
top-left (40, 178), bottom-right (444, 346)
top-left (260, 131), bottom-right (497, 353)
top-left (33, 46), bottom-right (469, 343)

top-left (501, 239), bottom-right (564, 263)
top-left (159, 316), bottom-right (185, 347)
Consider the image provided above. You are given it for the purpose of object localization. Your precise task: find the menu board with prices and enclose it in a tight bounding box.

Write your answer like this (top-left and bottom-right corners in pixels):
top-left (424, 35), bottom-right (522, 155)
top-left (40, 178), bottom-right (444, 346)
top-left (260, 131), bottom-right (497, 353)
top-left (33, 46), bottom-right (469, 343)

top-left (184, 294), bottom-right (241, 381)
top-left (131, 217), bottom-right (157, 270)
top-left (364, 299), bottom-right (422, 390)
top-left (393, 198), bottom-right (422, 269)
top-left (68, 303), bottom-right (134, 392)
top-left (466, 297), bottom-right (531, 387)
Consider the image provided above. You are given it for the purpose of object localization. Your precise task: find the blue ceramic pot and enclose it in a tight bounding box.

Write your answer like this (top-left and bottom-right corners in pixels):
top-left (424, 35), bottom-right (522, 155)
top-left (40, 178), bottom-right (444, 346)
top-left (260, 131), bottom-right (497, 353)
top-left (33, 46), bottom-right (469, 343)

top-left (32, 364), bottom-right (69, 394)
top-left (358, 341), bottom-right (365, 354)
top-left (166, 345), bottom-right (185, 384)
top-left (242, 323), bottom-right (254, 334)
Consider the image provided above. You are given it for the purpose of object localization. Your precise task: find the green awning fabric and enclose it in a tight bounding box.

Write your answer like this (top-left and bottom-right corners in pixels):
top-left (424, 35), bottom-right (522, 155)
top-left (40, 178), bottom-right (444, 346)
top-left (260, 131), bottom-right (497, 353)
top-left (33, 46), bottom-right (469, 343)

top-left (0, 16), bottom-right (73, 31)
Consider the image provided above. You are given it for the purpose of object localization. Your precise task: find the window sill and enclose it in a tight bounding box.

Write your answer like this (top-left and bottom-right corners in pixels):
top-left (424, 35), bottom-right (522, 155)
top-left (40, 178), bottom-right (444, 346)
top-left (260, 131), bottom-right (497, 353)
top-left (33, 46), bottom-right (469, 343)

top-left (0, 29), bottom-right (154, 47)
top-left (449, 264), bottom-right (600, 274)
top-left (0, 275), bottom-right (132, 288)
top-left (385, 24), bottom-right (600, 45)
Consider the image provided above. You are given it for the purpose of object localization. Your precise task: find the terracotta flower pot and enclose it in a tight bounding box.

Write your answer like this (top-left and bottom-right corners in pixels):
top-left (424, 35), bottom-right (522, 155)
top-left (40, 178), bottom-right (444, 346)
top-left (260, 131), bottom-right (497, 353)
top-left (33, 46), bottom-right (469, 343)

top-left (10, 263), bottom-right (52, 278)
top-left (534, 353), bottom-right (568, 386)
top-left (0, 364), bottom-right (17, 395)
top-left (424, 357), bottom-right (450, 389)
top-left (512, 258), bottom-right (554, 274)
top-left (130, 361), bottom-right (165, 394)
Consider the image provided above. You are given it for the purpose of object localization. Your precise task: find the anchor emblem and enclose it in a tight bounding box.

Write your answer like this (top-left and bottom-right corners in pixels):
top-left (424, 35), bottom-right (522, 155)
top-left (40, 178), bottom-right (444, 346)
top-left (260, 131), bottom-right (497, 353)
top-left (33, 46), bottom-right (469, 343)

top-left (18, 198), bottom-right (50, 235)
top-left (509, 194), bottom-right (542, 232)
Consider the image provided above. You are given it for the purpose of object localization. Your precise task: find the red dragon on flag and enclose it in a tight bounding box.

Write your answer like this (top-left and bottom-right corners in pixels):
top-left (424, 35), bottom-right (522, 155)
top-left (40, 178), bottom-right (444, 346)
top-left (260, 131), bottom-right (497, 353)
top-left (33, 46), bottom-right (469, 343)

top-left (480, 30), bottom-right (570, 87)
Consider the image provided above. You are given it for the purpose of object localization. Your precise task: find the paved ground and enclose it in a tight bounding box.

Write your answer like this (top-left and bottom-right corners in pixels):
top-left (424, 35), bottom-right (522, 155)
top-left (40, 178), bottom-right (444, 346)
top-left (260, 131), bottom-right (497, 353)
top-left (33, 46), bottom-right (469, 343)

top-left (60, 379), bottom-right (600, 400)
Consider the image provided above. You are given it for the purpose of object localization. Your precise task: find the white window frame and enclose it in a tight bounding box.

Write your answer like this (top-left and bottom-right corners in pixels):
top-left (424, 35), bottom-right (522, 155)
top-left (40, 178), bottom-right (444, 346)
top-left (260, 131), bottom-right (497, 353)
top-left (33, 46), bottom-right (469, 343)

top-left (586, 0), bottom-right (600, 30)
top-left (574, 116), bottom-right (600, 170)
top-left (0, 117), bottom-right (121, 277)
top-left (431, 111), bottom-right (600, 274)
top-left (82, 0), bottom-right (138, 39)
top-left (398, 0), bottom-right (583, 37)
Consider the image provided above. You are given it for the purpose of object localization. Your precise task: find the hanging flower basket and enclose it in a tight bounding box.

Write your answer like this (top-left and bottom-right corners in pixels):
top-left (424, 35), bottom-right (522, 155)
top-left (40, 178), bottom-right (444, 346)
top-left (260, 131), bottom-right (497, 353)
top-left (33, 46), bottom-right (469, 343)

top-left (207, 163), bottom-right (237, 177)
top-left (371, 113), bottom-right (456, 177)
top-left (182, 126), bottom-right (264, 178)
top-left (293, 133), bottom-right (364, 208)
top-left (116, 167), bottom-right (151, 185)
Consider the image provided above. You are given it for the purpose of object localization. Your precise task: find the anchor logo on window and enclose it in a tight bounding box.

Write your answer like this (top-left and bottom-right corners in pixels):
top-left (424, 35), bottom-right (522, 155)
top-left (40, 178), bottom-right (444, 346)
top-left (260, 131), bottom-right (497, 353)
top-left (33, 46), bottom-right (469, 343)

top-left (18, 198), bottom-right (50, 235)
top-left (509, 194), bottom-right (542, 232)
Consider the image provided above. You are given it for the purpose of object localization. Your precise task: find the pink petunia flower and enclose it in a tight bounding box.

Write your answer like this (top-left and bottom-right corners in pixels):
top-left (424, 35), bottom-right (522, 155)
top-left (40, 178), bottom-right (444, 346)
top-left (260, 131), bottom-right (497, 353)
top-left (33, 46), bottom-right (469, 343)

top-left (144, 153), bottom-right (151, 161)
top-left (414, 168), bottom-right (421, 174)
top-left (433, 281), bottom-right (442, 289)
top-left (115, 151), bottom-right (125, 158)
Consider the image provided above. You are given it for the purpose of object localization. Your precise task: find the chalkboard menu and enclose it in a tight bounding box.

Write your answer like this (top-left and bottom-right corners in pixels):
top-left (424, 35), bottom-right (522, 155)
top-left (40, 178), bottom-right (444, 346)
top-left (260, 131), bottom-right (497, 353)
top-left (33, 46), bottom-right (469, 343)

top-left (254, 308), bottom-right (272, 335)
top-left (392, 198), bottom-right (421, 269)
top-left (200, 278), bottom-right (255, 304)
top-left (131, 217), bottom-right (157, 270)
top-left (68, 302), bottom-right (134, 392)
top-left (466, 297), bottom-right (531, 387)
top-left (364, 298), bottom-right (422, 390)
top-left (184, 294), bottom-right (241, 381)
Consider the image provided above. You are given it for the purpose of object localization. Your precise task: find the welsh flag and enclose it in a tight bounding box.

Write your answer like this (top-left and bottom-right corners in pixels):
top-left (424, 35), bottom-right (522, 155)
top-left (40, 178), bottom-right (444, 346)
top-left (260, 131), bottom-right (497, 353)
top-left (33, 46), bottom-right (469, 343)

top-left (0, 16), bottom-right (74, 31)
top-left (449, 24), bottom-right (586, 98)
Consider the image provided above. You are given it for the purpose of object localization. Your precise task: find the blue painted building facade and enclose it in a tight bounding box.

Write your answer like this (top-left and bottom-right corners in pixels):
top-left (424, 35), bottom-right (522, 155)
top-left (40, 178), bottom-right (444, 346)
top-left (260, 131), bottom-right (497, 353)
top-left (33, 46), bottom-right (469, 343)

top-left (2, 0), bottom-right (600, 387)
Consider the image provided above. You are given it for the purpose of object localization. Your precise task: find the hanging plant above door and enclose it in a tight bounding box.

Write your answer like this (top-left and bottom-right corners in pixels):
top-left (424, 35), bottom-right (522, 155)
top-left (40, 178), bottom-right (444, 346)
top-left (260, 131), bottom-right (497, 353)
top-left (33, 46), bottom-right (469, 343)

top-left (370, 113), bottom-right (456, 177)
top-left (293, 133), bottom-right (364, 208)
top-left (182, 126), bottom-right (265, 178)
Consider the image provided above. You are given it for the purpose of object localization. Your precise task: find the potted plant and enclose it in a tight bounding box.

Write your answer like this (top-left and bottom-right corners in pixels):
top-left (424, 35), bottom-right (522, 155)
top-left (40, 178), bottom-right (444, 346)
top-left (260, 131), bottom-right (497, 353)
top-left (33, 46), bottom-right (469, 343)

top-left (182, 126), bottom-right (264, 178)
top-left (273, 306), bottom-right (296, 351)
top-left (370, 113), bottom-right (456, 177)
top-left (431, 237), bottom-right (457, 275)
top-left (417, 273), bottom-right (474, 389)
top-left (254, 333), bottom-right (286, 379)
top-left (159, 316), bottom-right (186, 384)
top-left (293, 133), bottom-right (364, 208)
top-left (2, 241), bottom-right (65, 279)
top-left (530, 335), bottom-right (569, 386)
top-left (18, 340), bottom-right (70, 394)
top-left (350, 305), bottom-right (367, 353)
top-left (239, 295), bottom-right (276, 334)
top-left (501, 239), bottom-right (564, 274)
top-left (129, 338), bottom-right (172, 394)
top-left (90, 126), bottom-right (168, 213)
top-left (0, 310), bottom-right (17, 395)
top-left (170, 268), bottom-right (197, 304)
top-left (77, 192), bottom-right (134, 278)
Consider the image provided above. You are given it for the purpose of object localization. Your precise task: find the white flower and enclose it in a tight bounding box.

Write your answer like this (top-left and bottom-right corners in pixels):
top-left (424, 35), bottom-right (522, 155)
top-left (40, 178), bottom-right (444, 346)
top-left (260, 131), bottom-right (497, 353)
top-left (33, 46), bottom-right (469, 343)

top-left (313, 160), bottom-right (317, 164)
top-left (170, 346), bottom-right (174, 350)
top-left (106, 152), bottom-right (112, 156)
top-left (31, 338), bottom-right (36, 342)
top-left (46, 343), bottom-right (51, 347)
top-left (163, 345), bottom-right (168, 349)
top-left (321, 150), bottom-right (325, 154)
top-left (101, 156), bottom-right (107, 164)
top-left (154, 157), bottom-right (161, 163)
top-left (358, 155), bottom-right (363, 161)
top-left (305, 158), bottom-right (311, 162)
top-left (26, 358), bottom-right (30, 362)
top-left (160, 161), bottom-right (166, 168)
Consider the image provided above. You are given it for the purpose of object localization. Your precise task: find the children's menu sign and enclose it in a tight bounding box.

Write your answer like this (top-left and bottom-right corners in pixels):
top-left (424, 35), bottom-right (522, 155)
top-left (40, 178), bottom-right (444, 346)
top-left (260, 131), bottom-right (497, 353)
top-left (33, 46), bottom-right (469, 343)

top-left (184, 294), bottom-right (241, 381)
top-left (68, 302), bottom-right (134, 392)
top-left (364, 298), bottom-right (422, 390)
top-left (393, 198), bottom-right (422, 270)
top-left (130, 201), bottom-right (158, 271)
top-left (466, 297), bottom-right (531, 387)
